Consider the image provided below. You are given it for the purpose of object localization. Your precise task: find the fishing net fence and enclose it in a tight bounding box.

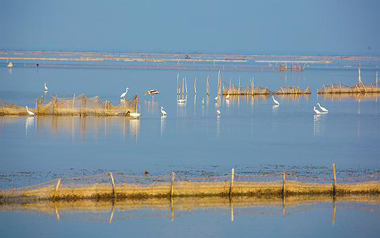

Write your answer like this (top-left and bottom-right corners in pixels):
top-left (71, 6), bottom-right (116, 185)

top-left (274, 86), bottom-right (311, 95)
top-left (221, 81), bottom-right (271, 95)
top-left (1, 169), bottom-right (379, 201)
top-left (0, 94), bottom-right (140, 116)
top-left (318, 82), bottom-right (380, 94)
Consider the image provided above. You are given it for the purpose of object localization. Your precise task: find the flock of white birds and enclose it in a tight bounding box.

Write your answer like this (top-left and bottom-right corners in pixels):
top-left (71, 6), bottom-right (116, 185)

top-left (24, 83), bottom-right (329, 118)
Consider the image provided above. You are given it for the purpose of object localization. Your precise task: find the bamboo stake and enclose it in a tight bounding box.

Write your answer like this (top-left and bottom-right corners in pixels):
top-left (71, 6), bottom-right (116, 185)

top-left (282, 172), bottom-right (286, 198)
top-left (54, 178), bottom-right (61, 201)
top-left (182, 78), bottom-right (185, 97)
top-left (194, 77), bottom-right (197, 95)
top-left (219, 75), bottom-right (222, 96)
top-left (229, 168), bottom-right (235, 198)
top-left (109, 172), bottom-right (116, 199)
top-left (217, 71), bottom-right (220, 96)
top-left (36, 98), bottom-right (39, 114)
top-left (206, 76), bottom-right (209, 96)
top-left (185, 77), bottom-right (188, 96)
top-left (238, 76), bottom-right (241, 95)
top-left (332, 164), bottom-right (337, 196)
top-left (171, 172), bottom-right (175, 198)
top-left (177, 74), bottom-right (179, 95)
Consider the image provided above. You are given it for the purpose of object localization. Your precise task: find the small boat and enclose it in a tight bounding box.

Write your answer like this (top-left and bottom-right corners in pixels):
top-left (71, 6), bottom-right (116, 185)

top-left (7, 62), bottom-right (13, 68)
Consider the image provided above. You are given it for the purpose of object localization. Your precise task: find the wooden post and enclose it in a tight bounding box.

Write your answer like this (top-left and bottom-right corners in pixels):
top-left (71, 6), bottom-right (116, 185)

top-left (177, 74), bottom-right (179, 95)
top-left (229, 168), bottom-right (235, 198)
top-left (185, 77), bottom-right (188, 96)
top-left (72, 94), bottom-right (75, 116)
top-left (109, 172), bottom-right (116, 199)
top-left (83, 96), bottom-right (87, 117)
top-left (217, 72), bottom-right (220, 96)
top-left (54, 178), bottom-right (61, 201)
top-left (282, 172), bottom-right (286, 198)
top-left (194, 77), bottom-right (197, 95)
top-left (182, 78), bottom-right (185, 97)
top-left (332, 164), bottom-right (337, 196)
top-left (206, 76), bottom-right (209, 96)
top-left (238, 76), bottom-right (241, 95)
top-left (171, 172), bottom-right (175, 198)
top-left (36, 98), bottom-right (39, 115)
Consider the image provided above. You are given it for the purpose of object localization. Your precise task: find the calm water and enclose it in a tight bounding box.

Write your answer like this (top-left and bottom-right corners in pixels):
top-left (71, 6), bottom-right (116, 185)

top-left (0, 63), bottom-right (379, 237)
top-left (0, 201), bottom-right (379, 238)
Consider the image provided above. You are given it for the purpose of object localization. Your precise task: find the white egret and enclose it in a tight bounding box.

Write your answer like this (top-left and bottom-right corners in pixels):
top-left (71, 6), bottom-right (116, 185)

top-left (217, 109), bottom-right (221, 117)
top-left (226, 94), bottom-right (230, 99)
top-left (161, 107), bottom-right (167, 117)
top-left (25, 106), bottom-right (35, 116)
top-left (316, 103), bottom-right (328, 112)
top-left (214, 96), bottom-right (218, 102)
top-left (201, 98), bottom-right (205, 106)
top-left (272, 96), bottom-right (280, 106)
top-left (44, 82), bottom-right (48, 92)
top-left (120, 87), bottom-right (129, 99)
top-left (313, 106), bottom-right (322, 115)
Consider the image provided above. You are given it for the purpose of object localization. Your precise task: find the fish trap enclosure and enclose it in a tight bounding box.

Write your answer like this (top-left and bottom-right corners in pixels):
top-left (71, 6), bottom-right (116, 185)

top-left (0, 94), bottom-right (140, 117)
top-left (274, 86), bottom-right (311, 95)
top-left (1, 167), bottom-right (379, 203)
top-left (317, 83), bottom-right (380, 94)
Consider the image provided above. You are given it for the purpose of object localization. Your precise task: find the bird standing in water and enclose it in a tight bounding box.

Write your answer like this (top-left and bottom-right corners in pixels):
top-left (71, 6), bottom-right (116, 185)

top-left (161, 107), bottom-right (167, 117)
top-left (316, 103), bottom-right (328, 112)
top-left (272, 96), bottom-right (280, 106)
top-left (26, 106), bottom-right (35, 116)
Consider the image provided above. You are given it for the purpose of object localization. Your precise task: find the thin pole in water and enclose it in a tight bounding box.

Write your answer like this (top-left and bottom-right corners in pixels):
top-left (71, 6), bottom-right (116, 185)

top-left (171, 172), bottom-right (175, 198)
top-left (229, 168), bottom-right (235, 198)
top-left (109, 172), bottom-right (116, 199)
top-left (332, 164), bottom-right (337, 196)
top-left (54, 178), bottom-right (61, 201)
top-left (194, 77), bottom-right (197, 95)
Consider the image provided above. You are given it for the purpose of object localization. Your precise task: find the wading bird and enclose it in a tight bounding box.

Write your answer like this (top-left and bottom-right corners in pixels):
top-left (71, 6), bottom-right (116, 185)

top-left (44, 82), bottom-right (48, 93)
top-left (120, 87), bottom-right (129, 99)
top-left (26, 106), bottom-right (35, 116)
top-left (201, 98), bottom-right (205, 106)
top-left (217, 109), bottom-right (221, 117)
top-left (272, 96), bottom-right (280, 106)
top-left (161, 107), bottom-right (167, 117)
top-left (316, 103), bottom-right (328, 112)
top-left (226, 94), bottom-right (230, 99)
top-left (313, 106), bottom-right (322, 115)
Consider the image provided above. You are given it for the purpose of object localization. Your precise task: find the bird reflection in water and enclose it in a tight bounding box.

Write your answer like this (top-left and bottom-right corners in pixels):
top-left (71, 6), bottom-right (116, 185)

top-left (25, 116), bottom-right (34, 137)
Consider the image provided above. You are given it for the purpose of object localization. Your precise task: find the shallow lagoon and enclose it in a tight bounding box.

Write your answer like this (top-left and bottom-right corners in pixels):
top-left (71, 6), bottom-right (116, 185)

top-left (0, 63), bottom-right (379, 237)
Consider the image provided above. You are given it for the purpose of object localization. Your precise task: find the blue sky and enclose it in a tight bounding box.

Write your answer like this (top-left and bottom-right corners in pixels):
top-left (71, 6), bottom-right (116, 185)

top-left (1, 0), bottom-right (379, 55)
